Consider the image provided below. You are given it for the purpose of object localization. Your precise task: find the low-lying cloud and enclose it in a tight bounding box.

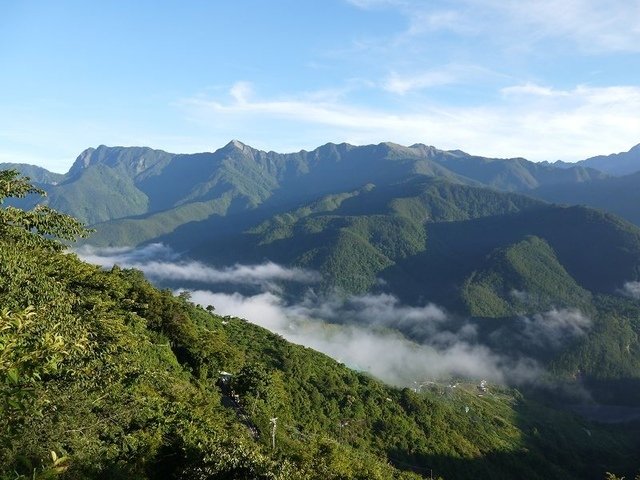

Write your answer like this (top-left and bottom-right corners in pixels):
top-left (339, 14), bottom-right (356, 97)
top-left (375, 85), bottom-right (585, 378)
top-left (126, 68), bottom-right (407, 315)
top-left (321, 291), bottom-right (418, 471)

top-left (621, 281), bottom-right (640, 300)
top-left (188, 289), bottom-right (541, 386)
top-left (488, 307), bottom-right (592, 355)
top-left (75, 243), bottom-right (320, 287)
top-left (518, 309), bottom-right (591, 349)
top-left (79, 244), bottom-right (593, 389)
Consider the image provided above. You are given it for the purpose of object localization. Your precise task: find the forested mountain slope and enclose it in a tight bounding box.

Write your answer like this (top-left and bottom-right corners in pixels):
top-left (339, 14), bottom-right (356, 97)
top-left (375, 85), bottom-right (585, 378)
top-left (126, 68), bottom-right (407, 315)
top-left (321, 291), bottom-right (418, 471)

top-left (1, 172), bottom-right (639, 480)
top-left (182, 177), bottom-right (546, 294)
top-left (5, 141), bottom-right (640, 419)
top-left (166, 175), bottom-right (640, 308)
top-left (10, 141), bottom-right (607, 243)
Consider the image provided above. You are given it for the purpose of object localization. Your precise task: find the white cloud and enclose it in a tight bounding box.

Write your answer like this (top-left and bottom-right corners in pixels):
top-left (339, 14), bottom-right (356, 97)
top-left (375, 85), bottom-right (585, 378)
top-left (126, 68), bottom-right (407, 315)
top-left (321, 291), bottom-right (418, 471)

top-left (75, 243), bottom-right (320, 286)
top-left (492, 0), bottom-right (640, 53)
top-left (518, 309), bottom-right (591, 349)
top-left (229, 81), bottom-right (253, 104)
top-left (180, 81), bottom-right (640, 161)
top-left (140, 260), bottom-right (320, 286)
top-left (501, 82), bottom-right (567, 98)
top-left (78, 243), bottom-right (594, 388)
top-left (622, 281), bottom-right (640, 299)
top-left (348, 0), bottom-right (640, 53)
top-left (285, 292), bottom-right (479, 344)
top-left (382, 65), bottom-right (477, 94)
top-left (489, 307), bottom-right (592, 352)
top-left (189, 289), bottom-right (541, 386)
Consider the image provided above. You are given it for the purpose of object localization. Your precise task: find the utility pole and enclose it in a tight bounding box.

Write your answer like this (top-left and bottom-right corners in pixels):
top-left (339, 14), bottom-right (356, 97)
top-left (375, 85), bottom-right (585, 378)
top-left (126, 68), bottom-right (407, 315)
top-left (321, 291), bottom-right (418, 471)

top-left (270, 417), bottom-right (278, 451)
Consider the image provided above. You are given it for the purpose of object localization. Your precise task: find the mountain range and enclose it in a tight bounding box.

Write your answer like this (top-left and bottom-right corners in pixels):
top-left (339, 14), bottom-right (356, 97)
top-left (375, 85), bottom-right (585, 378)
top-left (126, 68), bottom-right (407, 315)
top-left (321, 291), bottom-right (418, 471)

top-left (0, 140), bottom-right (610, 224)
top-left (552, 143), bottom-right (640, 176)
top-left (5, 141), bottom-right (640, 232)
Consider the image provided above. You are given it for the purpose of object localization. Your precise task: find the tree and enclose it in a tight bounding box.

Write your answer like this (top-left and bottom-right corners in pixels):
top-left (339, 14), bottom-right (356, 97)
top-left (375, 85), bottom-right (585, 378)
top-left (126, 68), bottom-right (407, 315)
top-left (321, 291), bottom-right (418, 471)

top-left (0, 169), bottom-right (91, 249)
top-left (0, 169), bottom-right (91, 442)
top-left (0, 307), bottom-right (66, 425)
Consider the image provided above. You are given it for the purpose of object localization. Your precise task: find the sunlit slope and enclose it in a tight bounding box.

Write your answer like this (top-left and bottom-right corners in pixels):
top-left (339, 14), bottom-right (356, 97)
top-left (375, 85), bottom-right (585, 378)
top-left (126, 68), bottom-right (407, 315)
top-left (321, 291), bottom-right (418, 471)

top-left (461, 236), bottom-right (593, 317)
top-left (181, 178), bottom-right (545, 293)
top-left (178, 179), bottom-right (640, 306)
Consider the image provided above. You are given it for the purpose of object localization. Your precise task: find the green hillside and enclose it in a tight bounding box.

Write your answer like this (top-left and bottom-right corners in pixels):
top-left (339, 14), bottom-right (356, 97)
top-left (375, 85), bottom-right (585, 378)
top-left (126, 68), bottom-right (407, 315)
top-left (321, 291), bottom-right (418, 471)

top-left (383, 205), bottom-right (640, 309)
top-left (5, 140), bottom-right (640, 420)
top-left (44, 164), bottom-right (150, 224)
top-left (178, 178), bottom-right (543, 294)
top-left (175, 178), bottom-right (640, 309)
top-left (2, 171), bottom-right (640, 480)
top-left (10, 153), bottom-right (638, 410)
top-left (225, 182), bottom-right (640, 404)
top-left (461, 236), bottom-right (593, 317)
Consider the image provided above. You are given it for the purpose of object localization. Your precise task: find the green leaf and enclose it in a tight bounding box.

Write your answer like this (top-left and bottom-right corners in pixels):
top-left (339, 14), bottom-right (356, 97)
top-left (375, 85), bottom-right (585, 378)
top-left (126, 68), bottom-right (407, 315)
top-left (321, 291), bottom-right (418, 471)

top-left (6, 368), bottom-right (19, 385)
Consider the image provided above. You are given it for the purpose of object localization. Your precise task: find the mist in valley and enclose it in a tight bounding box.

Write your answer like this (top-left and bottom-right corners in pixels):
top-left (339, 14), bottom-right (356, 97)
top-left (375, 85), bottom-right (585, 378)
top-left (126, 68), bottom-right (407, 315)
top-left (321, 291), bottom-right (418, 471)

top-left (77, 243), bottom-right (593, 391)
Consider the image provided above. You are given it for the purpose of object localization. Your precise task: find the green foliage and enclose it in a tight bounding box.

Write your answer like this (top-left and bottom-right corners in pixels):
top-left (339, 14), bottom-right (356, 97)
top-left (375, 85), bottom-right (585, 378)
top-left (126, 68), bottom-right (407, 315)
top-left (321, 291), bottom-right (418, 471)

top-left (462, 236), bottom-right (592, 317)
top-left (45, 163), bottom-right (150, 224)
top-left (0, 307), bottom-right (69, 421)
top-left (0, 169), bottom-right (91, 250)
top-left (235, 178), bottom-right (542, 294)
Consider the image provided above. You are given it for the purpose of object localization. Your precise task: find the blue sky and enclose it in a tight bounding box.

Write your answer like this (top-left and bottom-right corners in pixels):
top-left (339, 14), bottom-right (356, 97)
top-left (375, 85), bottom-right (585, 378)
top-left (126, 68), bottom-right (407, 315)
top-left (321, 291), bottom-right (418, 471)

top-left (1, 0), bottom-right (639, 172)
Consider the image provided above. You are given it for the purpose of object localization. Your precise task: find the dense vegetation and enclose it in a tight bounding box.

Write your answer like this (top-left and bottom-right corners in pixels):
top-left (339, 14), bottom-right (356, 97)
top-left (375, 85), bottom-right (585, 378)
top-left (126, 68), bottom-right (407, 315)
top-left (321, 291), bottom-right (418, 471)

top-left (226, 177), bottom-right (545, 294)
top-left (3, 141), bottom-right (640, 479)
top-left (2, 172), bottom-right (640, 479)
top-left (6, 143), bottom-right (640, 406)
top-left (461, 236), bottom-right (593, 317)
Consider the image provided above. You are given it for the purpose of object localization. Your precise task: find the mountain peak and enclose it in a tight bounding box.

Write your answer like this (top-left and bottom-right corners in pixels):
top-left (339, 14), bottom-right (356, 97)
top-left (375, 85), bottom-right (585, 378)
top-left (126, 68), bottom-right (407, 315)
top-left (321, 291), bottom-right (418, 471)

top-left (225, 139), bottom-right (250, 152)
top-left (68, 147), bottom-right (97, 175)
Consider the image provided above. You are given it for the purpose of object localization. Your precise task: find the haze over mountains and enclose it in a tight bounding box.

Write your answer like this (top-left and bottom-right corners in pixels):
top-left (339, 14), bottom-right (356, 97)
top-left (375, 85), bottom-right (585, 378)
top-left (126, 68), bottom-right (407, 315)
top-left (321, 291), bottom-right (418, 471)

top-left (553, 143), bottom-right (640, 176)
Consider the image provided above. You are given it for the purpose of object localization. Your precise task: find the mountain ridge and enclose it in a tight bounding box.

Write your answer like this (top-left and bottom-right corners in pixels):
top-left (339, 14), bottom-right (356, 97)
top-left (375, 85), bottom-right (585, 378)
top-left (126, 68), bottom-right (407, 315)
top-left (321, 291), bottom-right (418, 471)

top-left (6, 140), bottom-right (610, 228)
top-left (551, 143), bottom-right (640, 176)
